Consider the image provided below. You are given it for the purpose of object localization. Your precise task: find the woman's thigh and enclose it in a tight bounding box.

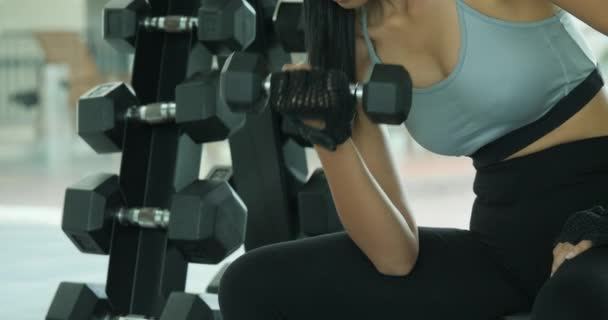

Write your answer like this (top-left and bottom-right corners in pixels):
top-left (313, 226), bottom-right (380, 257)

top-left (531, 246), bottom-right (608, 320)
top-left (218, 227), bottom-right (530, 320)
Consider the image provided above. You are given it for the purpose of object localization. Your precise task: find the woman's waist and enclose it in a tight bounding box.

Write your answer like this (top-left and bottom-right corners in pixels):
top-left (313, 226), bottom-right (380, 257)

top-left (473, 135), bottom-right (608, 199)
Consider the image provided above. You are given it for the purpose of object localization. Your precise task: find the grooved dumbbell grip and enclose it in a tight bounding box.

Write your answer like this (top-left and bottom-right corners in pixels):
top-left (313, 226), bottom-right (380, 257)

top-left (126, 103), bottom-right (177, 124)
top-left (262, 75), bottom-right (364, 102)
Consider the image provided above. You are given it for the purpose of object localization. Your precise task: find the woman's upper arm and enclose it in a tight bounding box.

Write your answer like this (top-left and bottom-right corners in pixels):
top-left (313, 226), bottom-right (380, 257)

top-left (550, 0), bottom-right (608, 36)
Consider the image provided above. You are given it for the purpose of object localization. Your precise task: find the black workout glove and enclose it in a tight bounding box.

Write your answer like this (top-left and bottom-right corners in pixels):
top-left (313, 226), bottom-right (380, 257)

top-left (268, 69), bottom-right (357, 151)
top-left (553, 205), bottom-right (608, 248)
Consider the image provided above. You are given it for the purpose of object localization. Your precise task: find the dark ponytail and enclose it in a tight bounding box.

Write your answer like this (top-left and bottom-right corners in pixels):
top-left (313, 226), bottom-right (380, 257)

top-left (303, 1), bottom-right (357, 82)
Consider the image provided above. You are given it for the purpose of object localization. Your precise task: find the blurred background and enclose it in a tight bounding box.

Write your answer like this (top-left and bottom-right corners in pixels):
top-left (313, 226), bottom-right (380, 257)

top-left (0, 1), bottom-right (607, 318)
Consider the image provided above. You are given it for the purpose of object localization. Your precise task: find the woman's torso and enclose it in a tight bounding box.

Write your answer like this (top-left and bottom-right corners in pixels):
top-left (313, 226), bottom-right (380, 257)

top-left (355, 0), bottom-right (608, 160)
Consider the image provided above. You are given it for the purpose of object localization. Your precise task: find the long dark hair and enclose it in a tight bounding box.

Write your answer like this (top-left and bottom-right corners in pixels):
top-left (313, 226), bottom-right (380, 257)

top-left (303, 1), bottom-right (357, 82)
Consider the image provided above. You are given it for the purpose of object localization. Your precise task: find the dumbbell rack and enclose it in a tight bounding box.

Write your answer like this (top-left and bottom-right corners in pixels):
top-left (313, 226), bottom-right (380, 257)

top-left (47, 0), bottom-right (350, 318)
top-left (46, 0), bottom-right (222, 319)
top-left (95, 0), bottom-right (197, 314)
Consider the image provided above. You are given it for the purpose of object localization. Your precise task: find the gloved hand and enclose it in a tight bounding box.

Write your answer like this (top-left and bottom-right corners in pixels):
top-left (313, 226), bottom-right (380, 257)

top-left (554, 205), bottom-right (608, 248)
top-left (269, 66), bottom-right (356, 151)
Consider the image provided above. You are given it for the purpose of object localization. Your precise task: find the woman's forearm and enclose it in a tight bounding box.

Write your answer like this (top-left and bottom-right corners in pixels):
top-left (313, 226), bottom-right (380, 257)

top-left (314, 140), bottom-right (419, 276)
top-left (351, 121), bottom-right (418, 241)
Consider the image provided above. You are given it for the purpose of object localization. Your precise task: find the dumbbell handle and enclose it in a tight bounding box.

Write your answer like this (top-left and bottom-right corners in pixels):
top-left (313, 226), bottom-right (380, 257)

top-left (262, 75), bottom-right (365, 102)
top-left (116, 208), bottom-right (171, 229)
top-left (141, 16), bottom-right (199, 32)
top-left (125, 103), bottom-right (177, 124)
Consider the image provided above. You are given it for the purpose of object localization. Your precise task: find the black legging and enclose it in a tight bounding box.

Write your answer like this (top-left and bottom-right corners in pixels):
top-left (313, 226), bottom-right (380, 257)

top-left (218, 136), bottom-right (608, 320)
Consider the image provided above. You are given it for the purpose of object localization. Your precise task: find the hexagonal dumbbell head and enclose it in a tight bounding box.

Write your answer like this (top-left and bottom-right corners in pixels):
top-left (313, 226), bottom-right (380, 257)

top-left (198, 0), bottom-right (257, 53)
top-left (176, 71), bottom-right (245, 143)
top-left (159, 293), bottom-right (212, 320)
top-left (78, 82), bottom-right (139, 154)
top-left (220, 52), bottom-right (269, 113)
top-left (62, 174), bottom-right (122, 255)
top-left (103, 0), bottom-right (150, 53)
top-left (47, 282), bottom-right (110, 320)
top-left (363, 64), bottom-right (413, 125)
top-left (169, 179), bottom-right (247, 264)
top-left (186, 43), bottom-right (214, 78)
top-left (298, 169), bottom-right (343, 236)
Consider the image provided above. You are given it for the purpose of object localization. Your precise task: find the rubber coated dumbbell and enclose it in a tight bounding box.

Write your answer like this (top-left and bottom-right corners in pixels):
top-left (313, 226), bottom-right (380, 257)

top-left (104, 0), bottom-right (256, 53)
top-left (46, 282), bottom-right (213, 320)
top-left (78, 72), bottom-right (243, 154)
top-left (219, 52), bottom-right (413, 125)
top-left (62, 166), bottom-right (246, 264)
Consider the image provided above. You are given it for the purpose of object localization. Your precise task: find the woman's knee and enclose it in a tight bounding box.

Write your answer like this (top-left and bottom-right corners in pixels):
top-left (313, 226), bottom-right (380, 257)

top-left (218, 245), bottom-right (283, 306)
top-left (218, 246), bottom-right (287, 319)
top-left (531, 251), bottom-right (608, 319)
top-left (219, 249), bottom-right (265, 297)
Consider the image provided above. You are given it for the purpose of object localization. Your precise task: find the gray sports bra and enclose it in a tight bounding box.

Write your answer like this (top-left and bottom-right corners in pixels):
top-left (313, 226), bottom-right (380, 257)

top-left (361, 0), bottom-right (598, 156)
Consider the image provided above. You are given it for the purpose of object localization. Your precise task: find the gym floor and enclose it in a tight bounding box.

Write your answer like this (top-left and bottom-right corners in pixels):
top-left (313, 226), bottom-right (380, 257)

top-left (0, 125), bottom-right (475, 319)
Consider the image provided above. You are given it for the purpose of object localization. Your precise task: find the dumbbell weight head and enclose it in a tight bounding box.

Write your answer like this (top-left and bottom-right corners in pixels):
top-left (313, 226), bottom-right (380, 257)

top-left (220, 52), bottom-right (269, 113)
top-left (363, 64), bottom-right (413, 125)
top-left (47, 283), bottom-right (211, 320)
top-left (186, 43), bottom-right (214, 78)
top-left (103, 0), bottom-right (150, 53)
top-left (198, 0), bottom-right (257, 54)
top-left (176, 71), bottom-right (245, 143)
top-left (169, 178), bottom-right (247, 265)
top-left (78, 82), bottom-right (138, 154)
top-left (159, 293), bottom-right (213, 320)
top-left (104, 1), bottom-right (199, 53)
top-left (46, 282), bottom-right (111, 320)
top-left (62, 174), bottom-right (122, 255)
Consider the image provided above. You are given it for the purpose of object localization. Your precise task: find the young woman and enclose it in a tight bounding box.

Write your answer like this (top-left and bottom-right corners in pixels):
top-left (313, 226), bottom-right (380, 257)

top-left (219, 0), bottom-right (608, 319)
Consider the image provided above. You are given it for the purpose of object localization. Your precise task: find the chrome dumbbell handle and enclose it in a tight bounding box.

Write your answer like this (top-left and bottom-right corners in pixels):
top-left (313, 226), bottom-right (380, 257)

top-left (116, 208), bottom-right (171, 229)
top-left (126, 103), bottom-right (177, 124)
top-left (140, 16), bottom-right (199, 32)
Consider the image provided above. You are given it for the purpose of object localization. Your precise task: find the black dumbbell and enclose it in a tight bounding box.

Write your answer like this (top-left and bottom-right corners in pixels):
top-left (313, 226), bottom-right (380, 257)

top-left (272, 0), bottom-right (306, 53)
top-left (62, 166), bottom-right (246, 264)
top-left (78, 71), bottom-right (243, 154)
top-left (104, 0), bottom-right (257, 54)
top-left (219, 52), bottom-right (413, 125)
top-left (46, 282), bottom-right (213, 320)
top-left (297, 168), bottom-right (344, 236)
top-left (159, 292), bottom-right (214, 320)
